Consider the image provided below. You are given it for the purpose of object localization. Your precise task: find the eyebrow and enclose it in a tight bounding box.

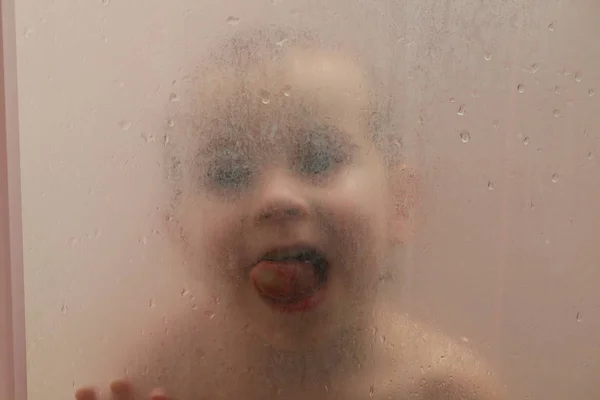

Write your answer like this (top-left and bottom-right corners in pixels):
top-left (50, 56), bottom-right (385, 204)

top-left (202, 136), bottom-right (239, 153)
top-left (197, 120), bottom-right (359, 161)
top-left (295, 123), bottom-right (360, 152)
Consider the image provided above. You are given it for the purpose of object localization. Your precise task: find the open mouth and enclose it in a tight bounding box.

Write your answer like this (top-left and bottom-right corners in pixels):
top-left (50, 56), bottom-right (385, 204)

top-left (249, 246), bottom-right (329, 312)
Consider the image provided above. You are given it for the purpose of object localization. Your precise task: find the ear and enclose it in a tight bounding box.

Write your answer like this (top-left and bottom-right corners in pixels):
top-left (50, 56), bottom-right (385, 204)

top-left (388, 164), bottom-right (419, 244)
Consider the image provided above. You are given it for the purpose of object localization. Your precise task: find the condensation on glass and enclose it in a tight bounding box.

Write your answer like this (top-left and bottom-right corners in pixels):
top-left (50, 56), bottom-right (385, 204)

top-left (13, 0), bottom-right (600, 399)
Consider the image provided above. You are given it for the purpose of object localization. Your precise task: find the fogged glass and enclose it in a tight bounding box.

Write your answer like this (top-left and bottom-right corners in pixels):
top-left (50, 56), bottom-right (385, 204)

top-left (16, 1), bottom-right (600, 399)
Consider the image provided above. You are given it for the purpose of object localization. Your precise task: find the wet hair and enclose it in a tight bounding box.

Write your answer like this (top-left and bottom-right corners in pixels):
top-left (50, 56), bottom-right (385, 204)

top-left (164, 25), bottom-right (403, 204)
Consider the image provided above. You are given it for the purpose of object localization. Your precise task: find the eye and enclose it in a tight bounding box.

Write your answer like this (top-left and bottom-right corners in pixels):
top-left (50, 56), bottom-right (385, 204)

top-left (298, 146), bottom-right (341, 175)
top-left (205, 152), bottom-right (253, 191)
top-left (208, 162), bottom-right (252, 188)
top-left (296, 132), bottom-right (348, 176)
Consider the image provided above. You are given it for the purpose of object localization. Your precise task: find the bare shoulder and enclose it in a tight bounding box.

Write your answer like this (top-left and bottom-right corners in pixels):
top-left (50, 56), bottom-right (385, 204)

top-left (120, 309), bottom-right (234, 399)
top-left (378, 310), bottom-right (505, 400)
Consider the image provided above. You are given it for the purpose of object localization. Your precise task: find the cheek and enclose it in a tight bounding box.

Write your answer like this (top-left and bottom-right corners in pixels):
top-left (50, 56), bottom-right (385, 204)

top-left (176, 196), bottom-right (244, 281)
top-left (329, 164), bottom-right (390, 238)
top-left (323, 167), bottom-right (391, 281)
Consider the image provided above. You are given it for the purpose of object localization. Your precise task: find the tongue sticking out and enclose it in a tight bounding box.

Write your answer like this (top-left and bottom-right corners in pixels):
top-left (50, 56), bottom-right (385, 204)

top-left (250, 261), bottom-right (320, 303)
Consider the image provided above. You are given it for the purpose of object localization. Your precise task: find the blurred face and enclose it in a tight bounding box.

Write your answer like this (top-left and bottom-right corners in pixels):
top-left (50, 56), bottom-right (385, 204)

top-left (173, 48), bottom-right (402, 351)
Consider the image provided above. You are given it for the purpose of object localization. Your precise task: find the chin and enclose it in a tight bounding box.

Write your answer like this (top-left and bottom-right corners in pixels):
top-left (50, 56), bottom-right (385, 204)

top-left (241, 298), bottom-right (361, 355)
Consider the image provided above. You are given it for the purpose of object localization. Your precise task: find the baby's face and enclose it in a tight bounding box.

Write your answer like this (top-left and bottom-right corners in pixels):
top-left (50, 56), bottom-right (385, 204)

top-left (173, 48), bottom-right (404, 350)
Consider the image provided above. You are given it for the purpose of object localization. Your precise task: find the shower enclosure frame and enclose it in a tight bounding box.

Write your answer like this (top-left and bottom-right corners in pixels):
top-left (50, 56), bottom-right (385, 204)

top-left (0, 0), bottom-right (27, 398)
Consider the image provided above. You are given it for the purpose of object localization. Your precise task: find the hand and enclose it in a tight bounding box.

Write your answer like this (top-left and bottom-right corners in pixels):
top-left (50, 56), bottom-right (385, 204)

top-left (75, 379), bottom-right (168, 400)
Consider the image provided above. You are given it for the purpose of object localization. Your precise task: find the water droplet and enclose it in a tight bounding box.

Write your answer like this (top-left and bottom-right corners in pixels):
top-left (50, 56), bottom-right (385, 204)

top-left (168, 93), bottom-right (179, 102)
top-left (24, 27), bottom-right (33, 38)
top-left (471, 90), bottom-right (479, 98)
top-left (259, 90), bottom-right (271, 105)
top-left (167, 118), bottom-right (175, 127)
top-left (283, 85), bottom-right (292, 97)
top-left (149, 298), bottom-right (156, 308)
top-left (181, 288), bottom-right (190, 297)
top-left (460, 131), bottom-right (470, 143)
top-left (523, 137), bottom-right (530, 146)
top-left (576, 312), bottom-right (582, 322)
top-left (101, 0), bottom-right (110, 5)
top-left (554, 86), bottom-right (561, 95)
top-left (553, 109), bottom-right (561, 118)
top-left (548, 21), bottom-right (556, 31)
top-left (140, 236), bottom-right (147, 245)
top-left (575, 73), bottom-right (582, 83)
top-left (461, 336), bottom-right (469, 343)
top-left (119, 120), bottom-right (131, 131)
top-left (589, 88), bottom-right (595, 97)
top-left (192, 304), bottom-right (198, 310)
top-left (487, 181), bottom-right (495, 191)
top-left (449, 97), bottom-right (455, 103)
top-left (369, 385), bottom-right (375, 397)
top-left (552, 173), bottom-right (560, 183)
top-left (380, 335), bottom-right (387, 344)
top-left (205, 310), bottom-right (216, 319)
top-left (142, 132), bottom-right (156, 143)
top-left (587, 151), bottom-right (593, 160)
top-left (457, 104), bottom-right (466, 116)
top-left (226, 16), bottom-right (240, 25)
top-left (61, 303), bottom-right (68, 314)
top-left (517, 84), bottom-right (525, 93)
top-left (484, 52), bottom-right (492, 61)
top-left (530, 63), bottom-right (540, 74)
top-left (493, 119), bottom-right (500, 130)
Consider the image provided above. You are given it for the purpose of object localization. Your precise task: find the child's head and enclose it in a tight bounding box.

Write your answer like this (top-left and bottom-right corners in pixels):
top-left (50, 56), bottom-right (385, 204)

top-left (165, 26), bottom-right (416, 351)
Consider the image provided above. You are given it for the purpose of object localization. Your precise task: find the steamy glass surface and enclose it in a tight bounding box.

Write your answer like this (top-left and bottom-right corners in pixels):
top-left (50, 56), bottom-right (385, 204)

top-left (16, 1), bottom-right (600, 399)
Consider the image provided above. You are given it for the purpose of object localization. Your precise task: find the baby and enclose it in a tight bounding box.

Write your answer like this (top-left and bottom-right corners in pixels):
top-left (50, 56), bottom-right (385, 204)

top-left (75, 26), bottom-right (502, 400)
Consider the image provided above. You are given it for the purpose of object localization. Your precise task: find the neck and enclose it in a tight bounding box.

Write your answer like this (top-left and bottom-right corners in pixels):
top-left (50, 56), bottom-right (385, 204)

top-left (237, 312), bottom-right (378, 395)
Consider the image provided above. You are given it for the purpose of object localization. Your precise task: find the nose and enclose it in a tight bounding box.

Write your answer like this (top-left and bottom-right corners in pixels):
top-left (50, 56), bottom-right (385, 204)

top-left (253, 170), bottom-right (310, 223)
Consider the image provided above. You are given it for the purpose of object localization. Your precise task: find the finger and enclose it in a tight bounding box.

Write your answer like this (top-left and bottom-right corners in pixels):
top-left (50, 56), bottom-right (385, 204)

top-left (75, 387), bottom-right (98, 400)
top-left (149, 388), bottom-right (168, 400)
top-left (110, 379), bottom-right (133, 400)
